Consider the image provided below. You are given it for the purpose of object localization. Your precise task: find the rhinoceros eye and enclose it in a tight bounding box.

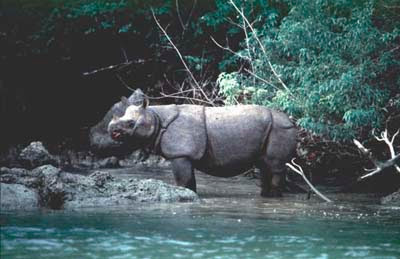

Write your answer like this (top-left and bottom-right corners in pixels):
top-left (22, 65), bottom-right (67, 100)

top-left (128, 120), bottom-right (135, 128)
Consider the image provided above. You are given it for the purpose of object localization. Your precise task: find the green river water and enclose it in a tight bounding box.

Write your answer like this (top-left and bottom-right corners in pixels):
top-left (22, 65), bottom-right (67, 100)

top-left (1, 194), bottom-right (399, 259)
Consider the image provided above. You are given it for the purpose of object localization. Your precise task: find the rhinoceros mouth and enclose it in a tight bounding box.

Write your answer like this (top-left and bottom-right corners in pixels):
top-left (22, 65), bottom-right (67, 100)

top-left (111, 130), bottom-right (123, 141)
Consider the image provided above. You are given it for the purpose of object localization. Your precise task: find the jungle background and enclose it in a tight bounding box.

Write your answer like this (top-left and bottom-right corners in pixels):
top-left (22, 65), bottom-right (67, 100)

top-left (1, 0), bottom-right (399, 193)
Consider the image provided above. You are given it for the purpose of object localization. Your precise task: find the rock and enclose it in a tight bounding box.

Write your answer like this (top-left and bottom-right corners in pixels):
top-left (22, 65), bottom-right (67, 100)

top-left (0, 183), bottom-right (39, 210)
top-left (381, 189), bottom-right (400, 206)
top-left (33, 165), bottom-right (65, 209)
top-left (0, 165), bottom-right (198, 211)
top-left (60, 150), bottom-right (119, 169)
top-left (19, 141), bottom-right (57, 169)
top-left (119, 150), bottom-right (170, 168)
top-left (93, 156), bottom-right (119, 169)
top-left (0, 167), bottom-right (41, 188)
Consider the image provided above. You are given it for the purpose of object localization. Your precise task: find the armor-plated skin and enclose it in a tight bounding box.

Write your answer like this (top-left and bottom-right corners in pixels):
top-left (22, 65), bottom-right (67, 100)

top-left (108, 97), bottom-right (297, 197)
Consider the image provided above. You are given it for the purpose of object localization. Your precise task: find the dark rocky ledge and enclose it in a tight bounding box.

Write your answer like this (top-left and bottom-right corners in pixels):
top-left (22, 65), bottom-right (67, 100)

top-left (0, 165), bottom-right (198, 211)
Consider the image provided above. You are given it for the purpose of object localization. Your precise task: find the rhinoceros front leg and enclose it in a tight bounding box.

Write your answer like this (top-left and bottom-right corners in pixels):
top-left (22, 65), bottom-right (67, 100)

top-left (171, 157), bottom-right (197, 192)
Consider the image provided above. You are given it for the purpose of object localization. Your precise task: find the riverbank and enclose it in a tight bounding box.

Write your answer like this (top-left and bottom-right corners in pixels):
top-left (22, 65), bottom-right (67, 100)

top-left (1, 141), bottom-right (399, 211)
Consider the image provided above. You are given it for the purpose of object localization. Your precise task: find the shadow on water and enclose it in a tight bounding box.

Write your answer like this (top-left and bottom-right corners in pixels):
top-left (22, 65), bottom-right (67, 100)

top-left (1, 165), bottom-right (400, 258)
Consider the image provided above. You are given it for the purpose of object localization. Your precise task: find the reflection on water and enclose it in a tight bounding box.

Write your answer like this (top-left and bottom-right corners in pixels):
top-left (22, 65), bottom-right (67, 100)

top-left (1, 195), bottom-right (400, 259)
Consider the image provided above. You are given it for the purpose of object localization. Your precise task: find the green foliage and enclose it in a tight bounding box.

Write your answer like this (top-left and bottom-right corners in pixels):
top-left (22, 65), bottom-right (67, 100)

top-left (2, 0), bottom-right (398, 141)
top-left (218, 0), bottom-right (400, 140)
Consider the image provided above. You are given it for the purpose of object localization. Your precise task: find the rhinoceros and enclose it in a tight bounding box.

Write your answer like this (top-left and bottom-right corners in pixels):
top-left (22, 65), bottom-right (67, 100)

top-left (107, 93), bottom-right (297, 197)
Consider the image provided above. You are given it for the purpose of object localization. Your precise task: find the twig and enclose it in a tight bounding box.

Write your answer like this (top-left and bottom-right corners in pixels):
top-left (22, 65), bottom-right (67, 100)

top-left (160, 92), bottom-right (215, 105)
top-left (116, 74), bottom-right (135, 92)
top-left (244, 68), bottom-right (281, 91)
top-left (286, 158), bottom-right (332, 203)
top-left (83, 60), bottom-right (133, 76)
top-left (354, 129), bottom-right (400, 180)
top-left (175, 0), bottom-right (185, 31)
top-left (152, 9), bottom-right (214, 105)
top-left (228, 0), bottom-right (292, 96)
top-left (210, 36), bottom-right (250, 61)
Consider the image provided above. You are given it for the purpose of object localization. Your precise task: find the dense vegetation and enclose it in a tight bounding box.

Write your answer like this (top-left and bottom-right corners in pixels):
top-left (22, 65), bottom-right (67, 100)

top-left (1, 0), bottom-right (399, 181)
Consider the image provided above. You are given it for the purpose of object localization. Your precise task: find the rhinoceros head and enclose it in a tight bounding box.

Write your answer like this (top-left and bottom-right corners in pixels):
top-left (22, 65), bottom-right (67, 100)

top-left (89, 89), bottom-right (145, 155)
top-left (108, 98), bottom-right (157, 148)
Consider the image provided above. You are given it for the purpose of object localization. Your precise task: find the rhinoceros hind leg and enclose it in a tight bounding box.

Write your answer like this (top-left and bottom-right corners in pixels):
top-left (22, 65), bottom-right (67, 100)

top-left (171, 157), bottom-right (197, 192)
top-left (259, 164), bottom-right (272, 197)
top-left (259, 160), bottom-right (285, 197)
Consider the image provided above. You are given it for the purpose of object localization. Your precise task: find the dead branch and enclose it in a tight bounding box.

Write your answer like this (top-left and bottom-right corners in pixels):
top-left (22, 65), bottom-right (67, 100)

top-left (83, 60), bottom-right (133, 76)
top-left (228, 0), bottom-right (292, 96)
top-left (115, 74), bottom-right (135, 92)
top-left (354, 129), bottom-right (400, 180)
top-left (286, 158), bottom-right (333, 203)
top-left (374, 129), bottom-right (400, 173)
top-left (244, 68), bottom-right (281, 91)
top-left (175, 0), bottom-right (197, 35)
top-left (358, 154), bottom-right (400, 180)
top-left (160, 91), bottom-right (215, 105)
top-left (175, 0), bottom-right (186, 32)
top-left (152, 9), bottom-right (214, 106)
top-left (210, 36), bottom-right (250, 61)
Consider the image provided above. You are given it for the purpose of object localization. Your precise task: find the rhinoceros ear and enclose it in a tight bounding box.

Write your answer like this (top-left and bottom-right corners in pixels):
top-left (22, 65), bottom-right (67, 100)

top-left (141, 97), bottom-right (149, 109)
top-left (121, 96), bottom-right (129, 106)
top-left (128, 89), bottom-right (144, 105)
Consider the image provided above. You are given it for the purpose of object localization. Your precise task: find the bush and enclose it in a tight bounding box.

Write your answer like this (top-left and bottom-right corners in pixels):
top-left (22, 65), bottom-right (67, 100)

top-left (218, 0), bottom-right (400, 140)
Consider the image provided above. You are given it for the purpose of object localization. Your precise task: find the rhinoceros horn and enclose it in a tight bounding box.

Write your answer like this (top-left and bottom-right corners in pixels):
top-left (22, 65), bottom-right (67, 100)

top-left (141, 97), bottom-right (149, 109)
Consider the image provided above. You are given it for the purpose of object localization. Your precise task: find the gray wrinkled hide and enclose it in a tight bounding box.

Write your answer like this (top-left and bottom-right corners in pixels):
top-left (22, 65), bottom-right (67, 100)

top-left (151, 105), bottom-right (206, 160)
top-left (152, 105), bottom-right (296, 175)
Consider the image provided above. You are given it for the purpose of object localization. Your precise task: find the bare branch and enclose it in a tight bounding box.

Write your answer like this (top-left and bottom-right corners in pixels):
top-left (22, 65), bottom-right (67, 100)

top-left (359, 154), bottom-right (400, 180)
top-left (175, 0), bottom-right (185, 32)
top-left (152, 9), bottom-right (214, 105)
top-left (244, 68), bottom-right (281, 91)
top-left (185, 0), bottom-right (197, 31)
top-left (120, 47), bottom-right (128, 63)
top-left (355, 129), bottom-right (400, 180)
top-left (160, 92), bottom-right (216, 105)
top-left (286, 158), bottom-right (333, 203)
top-left (116, 74), bottom-right (135, 92)
top-left (83, 60), bottom-right (132, 76)
top-left (373, 129), bottom-right (400, 173)
top-left (228, 0), bottom-right (293, 96)
top-left (210, 36), bottom-right (250, 61)
top-left (353, 139), bottom-right (380, 168)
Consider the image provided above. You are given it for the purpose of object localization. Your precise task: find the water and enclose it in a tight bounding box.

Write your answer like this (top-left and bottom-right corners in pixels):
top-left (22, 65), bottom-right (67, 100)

top-left (1, 196), bottom-right (400, 258)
